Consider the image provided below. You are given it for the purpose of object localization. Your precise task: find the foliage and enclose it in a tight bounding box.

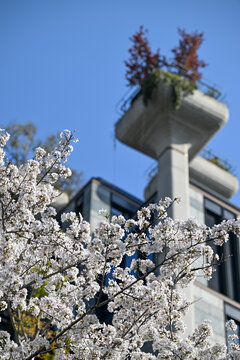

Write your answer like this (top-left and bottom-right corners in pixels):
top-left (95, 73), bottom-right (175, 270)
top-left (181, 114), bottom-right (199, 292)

top-left (0, 129), bottom-right (240, 359)
top-left (3, 121), bottom-right (37, 166)
top-left (125, 26), bottom-right (162, 87)
top-left (171, 28), bottom-right (207, 82)
top-left (1, 122), bottom-right (82, 198)
top-left (125, 27), bottom-right (208, 109)
top-left (208, 156), bottom-right (230, 172)
top-left (141, 69), bottom-right (197, 109)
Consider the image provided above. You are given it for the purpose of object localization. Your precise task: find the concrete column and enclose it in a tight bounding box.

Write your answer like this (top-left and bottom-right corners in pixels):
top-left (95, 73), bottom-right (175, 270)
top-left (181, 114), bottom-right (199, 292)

top-left (156, 145), bottom-right (195, 336)
top-left (156, 145), bottom-right (189, 219)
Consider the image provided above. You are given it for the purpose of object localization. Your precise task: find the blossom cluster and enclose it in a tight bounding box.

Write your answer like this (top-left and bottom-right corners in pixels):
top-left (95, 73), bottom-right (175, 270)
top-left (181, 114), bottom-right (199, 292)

top-left (0, 129), bottom-right (240, 359)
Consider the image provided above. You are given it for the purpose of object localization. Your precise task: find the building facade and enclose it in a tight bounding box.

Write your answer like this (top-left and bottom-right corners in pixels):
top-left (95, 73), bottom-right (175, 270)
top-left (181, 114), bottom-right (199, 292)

top-left (60, 80), bottom-right (240, 345)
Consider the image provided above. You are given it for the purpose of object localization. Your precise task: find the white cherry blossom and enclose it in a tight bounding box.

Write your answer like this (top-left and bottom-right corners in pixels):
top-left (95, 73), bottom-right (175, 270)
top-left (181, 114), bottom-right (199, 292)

top-left (0, 129), bottom-right (239, 359)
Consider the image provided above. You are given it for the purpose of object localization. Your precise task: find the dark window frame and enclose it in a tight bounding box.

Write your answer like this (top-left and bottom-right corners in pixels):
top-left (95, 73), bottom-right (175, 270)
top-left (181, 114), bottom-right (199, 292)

top-left (225, 303), bottom-right (240, 348)
top-left (204, 197), bottom-right (240, 302)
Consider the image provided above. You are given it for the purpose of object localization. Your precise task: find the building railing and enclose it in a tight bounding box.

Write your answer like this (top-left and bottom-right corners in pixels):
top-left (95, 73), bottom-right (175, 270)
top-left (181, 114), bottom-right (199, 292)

top-left (115, 86), bottom-right (140, 115)
top-left (144, 149), bottom-right (236, 184)
top-left (200, 149), bottom-right (237, 175)
top-left (115, 62), bottom-right (227, 115)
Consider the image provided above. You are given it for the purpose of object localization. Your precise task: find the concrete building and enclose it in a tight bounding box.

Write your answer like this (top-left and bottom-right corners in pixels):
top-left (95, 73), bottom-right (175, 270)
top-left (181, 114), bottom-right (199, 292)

top-left (62, 79), bottom-right (240, 345)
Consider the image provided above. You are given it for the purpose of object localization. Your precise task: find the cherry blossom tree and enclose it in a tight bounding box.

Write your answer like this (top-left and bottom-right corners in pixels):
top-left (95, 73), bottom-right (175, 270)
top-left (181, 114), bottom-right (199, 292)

top-left (2, 121), bottom-right (82, 198)
top-left (0, 129), bottom-right (240, 359)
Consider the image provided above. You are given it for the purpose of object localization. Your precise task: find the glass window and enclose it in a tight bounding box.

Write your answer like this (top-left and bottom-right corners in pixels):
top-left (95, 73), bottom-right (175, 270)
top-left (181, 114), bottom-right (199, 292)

top-left (76, 200), bottom-right (83, 216)
top-left (205, 198), bottom-right (239, 302)
top-left (225, 304), bottom-right (240, 349)
top-left (205, 198), bottom-right (222, 216)
top-left (226, 318), bottom-right (240, 349)
top-left (224, 209), bottom-right (235, 220)
top-left (112, 194), bottom-right (139, 214)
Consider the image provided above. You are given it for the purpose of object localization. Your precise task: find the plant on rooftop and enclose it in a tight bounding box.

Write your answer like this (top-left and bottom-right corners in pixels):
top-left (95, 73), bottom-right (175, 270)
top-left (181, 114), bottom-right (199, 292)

top-left (201, 150), bottom-right (233, 173)
top-left (208, 156), bottom-right (230, 172)
top-left (0, 129), bottom-right (240, 359)
top-left (141, 69), bottom-right (197, 109)
top-left (125, 27), bottom-right (207, 109)
top-left (171, 28), bottom-right (207, 82)
top-left (125, 26), bottom-right (163, 87)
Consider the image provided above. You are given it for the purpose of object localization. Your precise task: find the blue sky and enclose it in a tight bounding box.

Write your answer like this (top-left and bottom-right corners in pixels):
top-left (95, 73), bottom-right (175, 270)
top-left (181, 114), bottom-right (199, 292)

top-left (0, 0), bottom-right (240, 206)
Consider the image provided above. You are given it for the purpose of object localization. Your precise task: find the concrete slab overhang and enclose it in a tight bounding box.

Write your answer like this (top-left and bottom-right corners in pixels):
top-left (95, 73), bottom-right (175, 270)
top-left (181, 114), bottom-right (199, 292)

top-left (189, 156), bottom-right (239, 200)
top-left (115, 80), bottom-right (229, 161)
top-left (144, 156), bottom-right (239, 201)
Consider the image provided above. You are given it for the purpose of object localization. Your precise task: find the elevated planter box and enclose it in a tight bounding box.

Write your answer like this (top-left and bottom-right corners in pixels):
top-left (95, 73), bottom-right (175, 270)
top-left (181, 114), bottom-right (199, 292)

top-left (144, 156), bottom-right (239, 201)
top-left (115, 80), bottom-right (229, 162)
top-left (189, 156), bottom-right (239, 199)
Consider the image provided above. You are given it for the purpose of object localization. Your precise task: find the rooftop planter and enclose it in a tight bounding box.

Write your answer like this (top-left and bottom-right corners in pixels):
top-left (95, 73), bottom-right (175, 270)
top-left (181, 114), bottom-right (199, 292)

top-left (115, 78), bottom-right (229, 162)
top-left (189, 156), bottom-right (238, 199)
top-left (121, 25), bottom-right (225, 116)
top-left (144, 155), bottom-right (238, 201)
top-left (136, 69), bottom-right (197, 110)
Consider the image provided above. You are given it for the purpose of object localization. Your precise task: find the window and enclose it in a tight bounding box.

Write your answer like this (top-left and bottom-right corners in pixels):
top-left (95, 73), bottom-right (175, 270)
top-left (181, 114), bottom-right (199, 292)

top-left (111, 193), bottom-right (139, 219)
top-left (96, 193), bottom-right (142, 323)
top-left (205, 198), bottom-right (240, 302)
top-left (225, 303), bottom-right (240, 348)
top-left (111, 192), bottom-right (154, 275)
top-left (76, 195), bottom-right (84, 216)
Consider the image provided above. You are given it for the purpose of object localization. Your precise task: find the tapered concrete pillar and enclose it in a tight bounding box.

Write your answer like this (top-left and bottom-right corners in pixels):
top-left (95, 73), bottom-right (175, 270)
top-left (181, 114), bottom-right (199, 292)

top-left (157, 145), bottom-right (190, 219)
top-left (156, 144), bottom-right (194, 334)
